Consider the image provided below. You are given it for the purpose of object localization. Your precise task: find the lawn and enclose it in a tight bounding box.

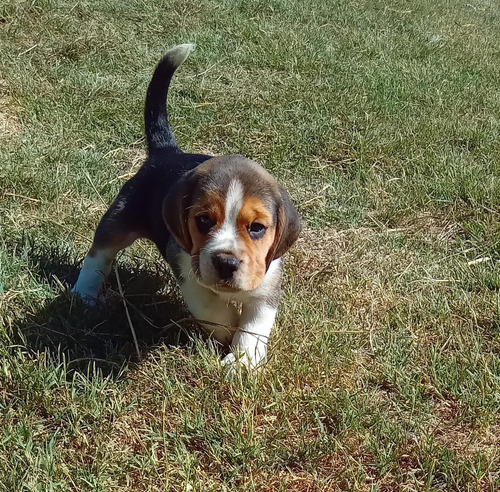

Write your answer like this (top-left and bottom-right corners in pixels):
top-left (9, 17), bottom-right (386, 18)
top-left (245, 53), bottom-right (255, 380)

top-left (1, 0), bottom-right (499, 490)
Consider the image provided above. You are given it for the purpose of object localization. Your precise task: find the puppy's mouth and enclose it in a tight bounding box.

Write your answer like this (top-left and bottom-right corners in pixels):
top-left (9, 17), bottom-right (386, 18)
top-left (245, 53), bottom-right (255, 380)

top-left (197, 276), bottom-right (242, 293)
top-left (211, 282), bottom-right (241, 293)
top-left (191, 268), bottom-right (238, 290)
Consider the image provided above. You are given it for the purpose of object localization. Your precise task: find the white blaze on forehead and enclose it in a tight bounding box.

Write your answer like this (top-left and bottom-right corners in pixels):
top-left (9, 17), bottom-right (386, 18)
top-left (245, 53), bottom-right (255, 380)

top-left (225, 179), bottom-right (244, 222)
top-left (212, 179), bottom-right (243, 251)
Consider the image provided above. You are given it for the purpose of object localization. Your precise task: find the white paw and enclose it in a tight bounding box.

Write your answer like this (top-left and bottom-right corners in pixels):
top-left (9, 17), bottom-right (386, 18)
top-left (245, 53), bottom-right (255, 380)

top-left (221, 352), bottom-right (239, 378)
top-left (71, 284), bottom-right (99, 306)
top-left (221, 351), bottom-right (263, 378)
top-left (71, 254), bottom-right (110, 306)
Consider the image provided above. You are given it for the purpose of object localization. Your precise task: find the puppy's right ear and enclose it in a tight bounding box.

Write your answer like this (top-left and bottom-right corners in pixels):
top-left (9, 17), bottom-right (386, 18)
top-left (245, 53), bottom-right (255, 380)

top-left (162, 170), bottom-right (197, 253)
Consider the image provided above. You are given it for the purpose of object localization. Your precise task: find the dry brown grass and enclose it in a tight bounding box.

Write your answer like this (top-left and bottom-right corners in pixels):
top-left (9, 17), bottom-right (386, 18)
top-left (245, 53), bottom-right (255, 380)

top-left (0, 79), bottom-right (18, 136)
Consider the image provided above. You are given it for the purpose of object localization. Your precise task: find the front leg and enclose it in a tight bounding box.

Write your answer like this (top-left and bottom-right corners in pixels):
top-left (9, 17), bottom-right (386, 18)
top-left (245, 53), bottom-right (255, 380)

top-left (223, 299), bottom-right (278, 370)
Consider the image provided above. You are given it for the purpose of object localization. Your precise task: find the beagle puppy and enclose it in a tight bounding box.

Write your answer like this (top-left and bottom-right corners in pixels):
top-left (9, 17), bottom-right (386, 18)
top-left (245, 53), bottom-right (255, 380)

top-left (72, 44), bottom-right (301, 370)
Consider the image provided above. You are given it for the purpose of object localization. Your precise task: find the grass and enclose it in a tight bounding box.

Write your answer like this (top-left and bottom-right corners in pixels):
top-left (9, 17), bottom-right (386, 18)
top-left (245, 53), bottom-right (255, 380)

top-left (1, 0), bottom-right (500, 490)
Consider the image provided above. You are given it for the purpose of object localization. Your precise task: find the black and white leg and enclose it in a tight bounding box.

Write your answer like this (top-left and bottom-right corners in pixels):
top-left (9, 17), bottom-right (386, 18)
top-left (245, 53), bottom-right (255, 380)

top-left (72, 200), bottom-right (141, 304)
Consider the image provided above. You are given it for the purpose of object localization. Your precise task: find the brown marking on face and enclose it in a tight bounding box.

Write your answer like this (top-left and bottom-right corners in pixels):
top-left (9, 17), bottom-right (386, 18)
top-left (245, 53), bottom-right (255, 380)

top-left (169, 155), bottom-right (298, 290)
top-left (236, 196), bottom-right (276, 290)
top-left (187, 189), bottom-right (226, 271)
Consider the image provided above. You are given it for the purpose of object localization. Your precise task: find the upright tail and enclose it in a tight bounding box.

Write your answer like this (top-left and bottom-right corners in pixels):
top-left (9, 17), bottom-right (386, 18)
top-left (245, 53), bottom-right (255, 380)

top-left (144, 43), bottom-right (195, 155)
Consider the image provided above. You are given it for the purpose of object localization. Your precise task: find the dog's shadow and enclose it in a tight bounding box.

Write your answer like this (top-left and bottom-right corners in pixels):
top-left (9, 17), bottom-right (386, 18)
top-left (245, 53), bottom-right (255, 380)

top-left (18, 243), bottom-right (202, 378)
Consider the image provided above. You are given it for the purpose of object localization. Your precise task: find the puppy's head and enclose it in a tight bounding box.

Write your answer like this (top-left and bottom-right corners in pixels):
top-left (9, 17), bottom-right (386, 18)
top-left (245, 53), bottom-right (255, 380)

top-left (163, 156), bottom-right (300, 292)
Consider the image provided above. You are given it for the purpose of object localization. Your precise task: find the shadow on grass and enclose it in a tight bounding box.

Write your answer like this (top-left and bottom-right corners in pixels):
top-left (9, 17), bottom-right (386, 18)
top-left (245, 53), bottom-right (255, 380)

top-left (17, 243), bottom-right (202, 378)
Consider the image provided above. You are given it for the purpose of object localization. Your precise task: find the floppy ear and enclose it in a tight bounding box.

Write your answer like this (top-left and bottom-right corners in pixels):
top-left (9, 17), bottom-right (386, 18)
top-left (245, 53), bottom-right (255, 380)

top-left (162, 170), bottom-right (197, 253)
top-left (266, 187), bottom-right (301, 268)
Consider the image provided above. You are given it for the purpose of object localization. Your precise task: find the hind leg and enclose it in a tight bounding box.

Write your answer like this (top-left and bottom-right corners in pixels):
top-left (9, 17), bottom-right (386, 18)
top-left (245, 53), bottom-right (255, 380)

top-left (72, 198), bottom-right (144, 305)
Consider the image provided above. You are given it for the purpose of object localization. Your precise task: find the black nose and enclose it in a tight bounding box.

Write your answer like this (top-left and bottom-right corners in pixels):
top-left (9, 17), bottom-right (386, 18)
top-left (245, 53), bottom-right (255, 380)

top-left (212, 253), bottom-right (240, 280)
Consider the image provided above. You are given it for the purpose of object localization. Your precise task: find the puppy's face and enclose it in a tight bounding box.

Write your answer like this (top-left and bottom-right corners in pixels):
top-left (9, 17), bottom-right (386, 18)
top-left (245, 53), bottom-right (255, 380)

top-left (164, 156), bottom-right (300, 292)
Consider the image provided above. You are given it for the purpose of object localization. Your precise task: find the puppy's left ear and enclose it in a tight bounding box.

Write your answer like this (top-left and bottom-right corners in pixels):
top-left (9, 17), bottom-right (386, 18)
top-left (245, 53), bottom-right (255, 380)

top-left (162, 169), bottom-right (197, 253)
top-left (266, 187), bottom-right (301, 268)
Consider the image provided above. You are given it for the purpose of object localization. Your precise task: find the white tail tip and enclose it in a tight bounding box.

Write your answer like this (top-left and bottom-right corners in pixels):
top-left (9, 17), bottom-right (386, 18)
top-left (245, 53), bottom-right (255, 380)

top-left (165, 43), bottom-right (196, 68)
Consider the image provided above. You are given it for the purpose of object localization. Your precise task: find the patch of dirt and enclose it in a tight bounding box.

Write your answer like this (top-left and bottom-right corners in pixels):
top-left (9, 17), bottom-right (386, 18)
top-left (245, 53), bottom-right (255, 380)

top-left (289, 225), bottom-right (422, 281)
top-left (190, 143), bottom-right (218, 156)
top-left (286, 226), bottom-right (413, 329)
top-left (403, 212), bottom-right (462, 243)
top-left (103, 144), bottom-right (147, 176)
top-left (429, 398), bottom-right (500, 475)
top-left (0, 79), bottom-right (18, 136)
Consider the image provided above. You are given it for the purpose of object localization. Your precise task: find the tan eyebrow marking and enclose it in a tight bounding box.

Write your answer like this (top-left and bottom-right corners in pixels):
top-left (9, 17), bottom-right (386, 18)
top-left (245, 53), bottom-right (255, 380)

top-left (187, 188), bottom-right (226, 270)
top-left (236, 196), bottom-right (276, 290)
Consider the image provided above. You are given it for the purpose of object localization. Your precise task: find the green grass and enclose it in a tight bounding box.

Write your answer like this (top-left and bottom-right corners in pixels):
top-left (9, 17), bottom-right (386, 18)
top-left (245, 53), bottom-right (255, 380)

top-left (1, 0), bottom-right (500, 490)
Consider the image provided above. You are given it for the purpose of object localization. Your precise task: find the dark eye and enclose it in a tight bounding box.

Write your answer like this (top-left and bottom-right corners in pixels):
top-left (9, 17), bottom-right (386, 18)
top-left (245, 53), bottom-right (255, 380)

top-left (248, 222), bottom-right (267, 240)
top-left (195, 214), bottom-right (216, 234)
